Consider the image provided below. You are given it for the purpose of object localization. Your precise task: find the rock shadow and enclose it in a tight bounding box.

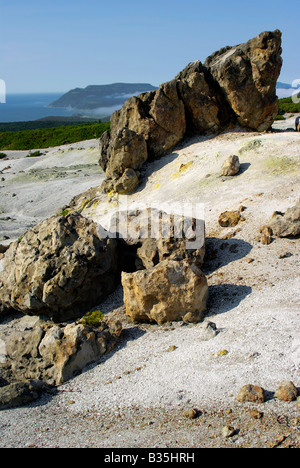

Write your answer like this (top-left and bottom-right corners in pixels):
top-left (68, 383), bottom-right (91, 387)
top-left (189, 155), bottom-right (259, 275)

top-left (202, 237), bottom-right (253, 275)
top-left (134, 151), bottom-right (180, 193)
top-left (238, 162), bottom-right (251, 174)
top-left (207, 283), bottom-right (252, 316)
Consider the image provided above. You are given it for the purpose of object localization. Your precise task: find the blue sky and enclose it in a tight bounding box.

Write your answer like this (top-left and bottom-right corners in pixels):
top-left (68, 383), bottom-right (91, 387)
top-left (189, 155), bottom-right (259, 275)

top-left (1, 0), bottom-right (299, 93)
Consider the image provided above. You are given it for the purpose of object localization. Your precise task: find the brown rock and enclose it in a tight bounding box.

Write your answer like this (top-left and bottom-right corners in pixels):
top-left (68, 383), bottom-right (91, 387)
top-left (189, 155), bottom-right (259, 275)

top-left (121, 259), bottom-right (208, 325)
top-left (106, 127), bottom-right (147, 178)
top-left (274, 381), bottom-right (298, 402)
top-left (182, 408), bottom-right (198, 419)
top-left (113, 168), bottom-right (139, 194)
top-left (218, 210), bottom-right (242, 227)
top-left (236, 384), bottom-right (266, 403)
top-left (221, 155), bottom-right (240, 176)
top-left (100, 30), bottom-right (282, 191)
top-left (175, 60), bottom-right (229, 134)
top-left (259, 225), bottom-right (273, 245)
top-left (205, 30), bottom-right (282, 131)
top-left (0, 213), bottom-right (118, 321)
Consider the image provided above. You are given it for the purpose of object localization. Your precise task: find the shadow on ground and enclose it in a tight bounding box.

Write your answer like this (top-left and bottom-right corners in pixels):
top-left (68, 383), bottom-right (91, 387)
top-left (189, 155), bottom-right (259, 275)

top-left (203, 236), bottom-right (253, 275)
top-left (207, 283), bottom-right (252, 316)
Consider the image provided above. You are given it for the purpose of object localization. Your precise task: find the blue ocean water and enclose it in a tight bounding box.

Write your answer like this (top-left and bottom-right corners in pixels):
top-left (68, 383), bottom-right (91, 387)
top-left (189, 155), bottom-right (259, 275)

top-left (0, 93), bottom-right (80, 122)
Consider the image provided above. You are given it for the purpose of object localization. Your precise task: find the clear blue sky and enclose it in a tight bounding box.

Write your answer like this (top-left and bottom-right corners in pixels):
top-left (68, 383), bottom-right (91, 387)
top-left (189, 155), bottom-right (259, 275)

top-left (1, 0), bottom-right (299, 93)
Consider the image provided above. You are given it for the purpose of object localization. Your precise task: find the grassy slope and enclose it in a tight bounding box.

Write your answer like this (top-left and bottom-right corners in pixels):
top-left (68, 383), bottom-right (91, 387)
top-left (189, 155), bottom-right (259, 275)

top-left (0, 122), bottom-right (110, 150)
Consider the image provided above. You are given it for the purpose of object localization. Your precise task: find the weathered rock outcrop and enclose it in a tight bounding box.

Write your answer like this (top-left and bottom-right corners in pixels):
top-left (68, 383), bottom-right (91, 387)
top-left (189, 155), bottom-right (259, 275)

top-left (0, 380), bottom-right (51, 410)
top-left (0, 213), bottom-right (118, 322)
top-left (0, 315), bottom-right (122, 387)
top-left (108, 208), bottom-right (205, 271)
top-left (205, 30), bottom-right (282, 132)
top-left (268, 202), bottom-right (300, 237)
top-left (122, 259), bottom-right (208, 324)
top-left (100, 30), bottom-right (282, 192)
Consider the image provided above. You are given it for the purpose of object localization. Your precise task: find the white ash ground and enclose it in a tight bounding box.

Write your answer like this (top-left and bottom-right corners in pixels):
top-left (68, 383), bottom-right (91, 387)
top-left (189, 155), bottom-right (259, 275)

top-left (0, 117), bottom-right (299, 448)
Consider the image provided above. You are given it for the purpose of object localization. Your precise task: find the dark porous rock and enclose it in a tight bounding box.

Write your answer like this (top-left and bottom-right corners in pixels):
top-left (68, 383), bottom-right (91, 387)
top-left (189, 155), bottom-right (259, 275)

top-left (106, 127), bottom-right (147, 179)
top-left (98, 130), bottom-right (111, 172)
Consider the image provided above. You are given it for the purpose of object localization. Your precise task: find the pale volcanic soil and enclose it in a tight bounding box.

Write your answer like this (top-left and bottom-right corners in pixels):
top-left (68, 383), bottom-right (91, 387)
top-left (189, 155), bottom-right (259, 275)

top-left (0, 116), bottom-right (299, 448)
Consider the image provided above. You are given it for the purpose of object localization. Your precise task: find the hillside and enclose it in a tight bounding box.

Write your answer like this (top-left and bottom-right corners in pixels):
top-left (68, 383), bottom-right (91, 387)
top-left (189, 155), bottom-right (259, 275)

top-left (0, 117), bottom-right (299, 447)
top-left (49, 83), bottom-right (158, 110)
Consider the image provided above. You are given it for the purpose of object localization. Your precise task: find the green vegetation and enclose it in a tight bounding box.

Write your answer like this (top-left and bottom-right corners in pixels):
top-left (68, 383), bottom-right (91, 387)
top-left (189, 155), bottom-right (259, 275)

top-left (0, 117), bottom-right (102, 133)
top-left (277, 96), bottom-right (300, 115)
top-left (78, 310), bottom-right (105, 327)
top-left (60, 209), bottom-right (70, 216)
top-left (0, 122), bottom-right (110, 150)
top-left (26, 150), bottom-right (43, 157)
top-left (0, 152), bottom-right (7, 159)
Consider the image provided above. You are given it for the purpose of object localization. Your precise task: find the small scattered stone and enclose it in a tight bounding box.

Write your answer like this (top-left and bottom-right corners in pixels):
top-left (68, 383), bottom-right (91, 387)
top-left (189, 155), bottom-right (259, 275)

top-left (222, 425), bottom-right (236, 438)
top-left (217, 349), bottom-right (229, 356)
top-left (182, 408), bottom-right (198, 419)
top-left (201, 321), bottom-right (219, 341)
top-left (274, 381), bottom-right (298, 402)
top-left (246, 258), bottom-right (255, 263)
top-left (166, 345), bottom-right (178, 353)
top-left (221, 155), bottom-right (240, 176)
top-left (236, 384), bottom-right (265, 403)
top-left (259, 225), bottom-right (273, 245)
top-left (278, 252), bottom-right (293, 259)
top-left (218, 211), bottom-right (242, 227)
top-left (249, 409), bottom-right (264, 419)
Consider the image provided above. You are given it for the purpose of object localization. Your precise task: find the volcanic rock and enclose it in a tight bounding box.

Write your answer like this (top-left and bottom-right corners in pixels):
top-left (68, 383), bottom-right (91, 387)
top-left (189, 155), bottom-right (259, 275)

top-left (121, 259), bottom-right (208, 324)
top-left (0, 212), bottom-right (118, 322)
top-left (205, 30), bottom-right (282, 131)
top-left (99, 30), bottom-right (282, 192)
top-left (268, 202), bottom-right (300, 237)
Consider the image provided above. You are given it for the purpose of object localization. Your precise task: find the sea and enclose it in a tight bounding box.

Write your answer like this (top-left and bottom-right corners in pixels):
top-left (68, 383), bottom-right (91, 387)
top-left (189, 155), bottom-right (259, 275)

top-left (0, 93), bottom-right (101, 123)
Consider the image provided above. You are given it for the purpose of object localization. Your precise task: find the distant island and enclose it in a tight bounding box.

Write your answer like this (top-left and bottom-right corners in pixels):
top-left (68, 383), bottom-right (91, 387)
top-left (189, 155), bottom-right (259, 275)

top-left (49, 83), bottom-right (158, 111)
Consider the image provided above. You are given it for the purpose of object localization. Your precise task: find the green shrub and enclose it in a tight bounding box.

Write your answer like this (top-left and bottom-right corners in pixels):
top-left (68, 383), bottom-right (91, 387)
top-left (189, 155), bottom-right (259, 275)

top-left (277, 96), bottom-right (300, 115)
top-left (78, 310), bottom-right (105, 327)
top-left (0, 153), bottom-right (7, 159)
top-left (26, 150), bottom-right (43, 157)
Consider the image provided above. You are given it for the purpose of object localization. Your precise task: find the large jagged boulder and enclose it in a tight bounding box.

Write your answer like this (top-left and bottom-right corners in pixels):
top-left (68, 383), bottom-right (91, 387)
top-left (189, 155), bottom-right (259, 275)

top-left (205, 30), bottom-right (282, 131)
top-left (122, 259), bottom-right (208, 325)
top-left (0, 315), bottom-right (122, 388)
top-left (174, 60), bottom-right (230, 134)
top-left (99, 30), bottom-right (282, 192)
top-left (0, 213), bottom-right (118, 322)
